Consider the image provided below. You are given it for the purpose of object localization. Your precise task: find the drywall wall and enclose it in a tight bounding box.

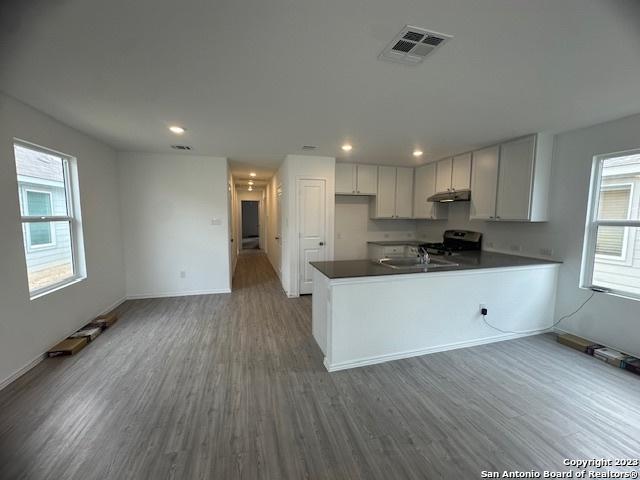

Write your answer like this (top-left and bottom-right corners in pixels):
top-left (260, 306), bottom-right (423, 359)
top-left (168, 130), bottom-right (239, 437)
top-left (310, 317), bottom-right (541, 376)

top-left (265, 173), bottom-right (282, 279)
top-left (118, 152), bottom-right (231, 298)
top-left (0, 94), bottom-right (125, 388)
top-left (418, 113), bottom-right (640, 357)
top-left (334, 196), bottom-right (420, 260)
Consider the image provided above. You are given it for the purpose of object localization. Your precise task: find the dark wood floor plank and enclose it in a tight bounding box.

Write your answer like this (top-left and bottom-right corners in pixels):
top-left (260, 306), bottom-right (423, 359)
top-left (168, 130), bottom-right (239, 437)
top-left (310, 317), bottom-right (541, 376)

top-left (1, 252), bottom-right (639, 479)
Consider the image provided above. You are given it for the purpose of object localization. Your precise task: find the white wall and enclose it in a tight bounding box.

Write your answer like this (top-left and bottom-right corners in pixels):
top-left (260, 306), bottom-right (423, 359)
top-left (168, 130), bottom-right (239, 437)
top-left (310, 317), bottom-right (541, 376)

top-left (0, 94), bottom-right (125, 388)
top-left (265, 172), bottom-right (282, 279)
top-left (118, 152), bottom-right (231, 298)
top-left (334, 196), bottom-right (419, 260)
top-left (418, 113), bottom-right (640, 358)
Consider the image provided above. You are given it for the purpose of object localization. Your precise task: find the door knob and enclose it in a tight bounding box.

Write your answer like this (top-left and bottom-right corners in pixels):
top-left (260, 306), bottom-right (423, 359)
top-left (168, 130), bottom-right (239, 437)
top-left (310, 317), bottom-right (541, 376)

top-left (275, 236), bottom-right (280, 240)
top-left (319, 242), bottom-right (325, 246)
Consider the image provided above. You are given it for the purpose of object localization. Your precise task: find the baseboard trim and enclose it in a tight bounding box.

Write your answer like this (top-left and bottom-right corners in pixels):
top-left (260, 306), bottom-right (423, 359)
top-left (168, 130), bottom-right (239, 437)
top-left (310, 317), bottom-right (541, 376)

top-left (324, 329), bottom-right (546, 372)
top-left (0, 353), bottom-right (46, 392)
top-left (126, 288), bottom-right (231, 300)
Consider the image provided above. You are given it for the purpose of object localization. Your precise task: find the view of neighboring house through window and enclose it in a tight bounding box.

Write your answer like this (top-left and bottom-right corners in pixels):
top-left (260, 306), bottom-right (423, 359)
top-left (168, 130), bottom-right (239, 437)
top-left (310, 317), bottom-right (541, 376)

top-left (582, 151), bottom-right (640, 298)
top-left (14, 141), bottom-right (84, 296)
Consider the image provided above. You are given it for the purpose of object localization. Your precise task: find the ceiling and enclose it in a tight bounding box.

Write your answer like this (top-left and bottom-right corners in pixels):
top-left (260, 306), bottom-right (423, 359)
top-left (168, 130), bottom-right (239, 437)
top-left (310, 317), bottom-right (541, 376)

top-left (2, 0), bottom-right (640, 178)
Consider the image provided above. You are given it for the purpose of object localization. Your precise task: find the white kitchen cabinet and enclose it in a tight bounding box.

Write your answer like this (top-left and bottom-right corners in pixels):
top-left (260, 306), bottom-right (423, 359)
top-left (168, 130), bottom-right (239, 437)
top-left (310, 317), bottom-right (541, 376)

top-left (435, 158), bottom-right (453, 193)
top-left (413, 162), bottom-right (447, 220)
top-left (395, 167), bottom-right (414, 218)
top-left (370, 166), bottom-right (414, 218)
top-left (470, 133), bottom-right (552, 222)
top-left (335, 163), bottom-right (378, 195)
top-left (356, 164), bottom-right (378, 195)
top-left (335, 163), bottom-right (355, 194)
top-left (451, 153), bottom-right (472, 191)
top-left (435, 155), bottom-right (471, 193)
top-left (470, 146), bottom-right (499, 220)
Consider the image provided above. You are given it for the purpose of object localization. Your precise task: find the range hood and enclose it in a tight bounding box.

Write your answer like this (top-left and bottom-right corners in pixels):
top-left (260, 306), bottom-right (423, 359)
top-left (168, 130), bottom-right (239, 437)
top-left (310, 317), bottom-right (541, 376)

top-left (427, 189), bottom-right (471, 203)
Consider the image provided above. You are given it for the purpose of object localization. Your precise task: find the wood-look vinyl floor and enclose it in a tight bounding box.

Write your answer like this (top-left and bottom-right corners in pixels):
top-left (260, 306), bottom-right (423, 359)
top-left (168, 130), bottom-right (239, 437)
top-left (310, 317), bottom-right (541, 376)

top-left (1, 253), bottom-right (640, 479)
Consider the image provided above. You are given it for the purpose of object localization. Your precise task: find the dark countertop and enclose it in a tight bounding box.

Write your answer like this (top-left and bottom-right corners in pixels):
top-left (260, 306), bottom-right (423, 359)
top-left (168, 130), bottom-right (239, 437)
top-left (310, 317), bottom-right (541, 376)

top-left (310, 251), bottom-right (560, 280)
top-left (366, 240), bottom-right (426, 246)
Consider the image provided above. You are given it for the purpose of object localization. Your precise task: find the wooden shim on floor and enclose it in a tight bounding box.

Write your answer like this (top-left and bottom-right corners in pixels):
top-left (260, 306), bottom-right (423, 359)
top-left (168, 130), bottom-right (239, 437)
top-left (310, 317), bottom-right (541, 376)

top-left (47, 338), bottom-right (87, 357)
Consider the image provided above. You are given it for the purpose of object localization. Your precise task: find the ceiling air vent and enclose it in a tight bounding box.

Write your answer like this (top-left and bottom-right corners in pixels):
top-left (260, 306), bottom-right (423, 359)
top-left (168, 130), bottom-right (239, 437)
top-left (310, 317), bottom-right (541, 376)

top-left (302, 145), bottom-right (318, 151)
top-left (171, 145), bottom-right (192, 150)
top-left (379, 25), bottom-right (452, 65)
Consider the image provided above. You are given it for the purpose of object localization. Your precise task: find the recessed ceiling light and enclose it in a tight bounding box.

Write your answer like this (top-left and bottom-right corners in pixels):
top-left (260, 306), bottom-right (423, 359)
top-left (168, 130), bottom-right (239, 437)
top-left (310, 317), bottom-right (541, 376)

top-left (413, 149), bottom-right (423, 157)
top-left (341, 144), bottom-right (353, 152)
top-left (248, 181), bottom-right (254, 185)
top-left (248, 186), bottom-right (253, 191)
top-left (169, 125), bottom-right (185, 134)
top-left (249, 172), bottom-right (257, 177)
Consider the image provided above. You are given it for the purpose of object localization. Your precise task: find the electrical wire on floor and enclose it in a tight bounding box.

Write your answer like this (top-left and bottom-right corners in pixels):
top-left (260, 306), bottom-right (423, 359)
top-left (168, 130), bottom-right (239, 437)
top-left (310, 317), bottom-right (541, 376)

top-left (481, 290), bottom-right (596, 335)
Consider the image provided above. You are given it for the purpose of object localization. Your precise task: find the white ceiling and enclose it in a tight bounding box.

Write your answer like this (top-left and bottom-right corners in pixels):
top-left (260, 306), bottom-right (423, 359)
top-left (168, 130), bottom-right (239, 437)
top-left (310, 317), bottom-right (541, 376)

top-left (2, 0), bottom-right (640, 178)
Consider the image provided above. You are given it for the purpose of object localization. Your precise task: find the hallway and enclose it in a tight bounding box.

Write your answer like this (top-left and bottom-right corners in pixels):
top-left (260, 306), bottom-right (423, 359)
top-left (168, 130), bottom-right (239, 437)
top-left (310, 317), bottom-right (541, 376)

top-left (1, 254), bottom-right (640, 479)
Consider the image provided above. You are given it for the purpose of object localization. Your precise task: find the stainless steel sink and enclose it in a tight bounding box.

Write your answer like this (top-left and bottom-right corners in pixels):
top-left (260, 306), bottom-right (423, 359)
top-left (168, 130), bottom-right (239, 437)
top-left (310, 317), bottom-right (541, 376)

top-left (375, 257), bottom-right (459, 270)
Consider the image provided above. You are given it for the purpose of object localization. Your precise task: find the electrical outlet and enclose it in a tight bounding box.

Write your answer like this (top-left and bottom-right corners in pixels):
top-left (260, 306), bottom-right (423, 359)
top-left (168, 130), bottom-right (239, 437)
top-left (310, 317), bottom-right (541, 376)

top-left (486, 241), bottom-right (494, 249)
top-left (384, 233), bottom-right (390, 238)
top-left (407, 232), bottom-right (413, 238)
top-left (540, 247), bottom-right (553, 256)
top-left (510, 245), bottom-right (522, 252)
top-left (180, 271), bottom-right (186, 279)
top-left (479, 303), bottom-right (488, 315)
top-left (336, 233), bottom-right (342, 239)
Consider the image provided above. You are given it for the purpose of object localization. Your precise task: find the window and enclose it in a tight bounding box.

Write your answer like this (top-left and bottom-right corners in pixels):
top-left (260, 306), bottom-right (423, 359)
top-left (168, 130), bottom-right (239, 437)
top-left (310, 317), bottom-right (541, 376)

top-left (581, 151), bottom-right (640, 299)
top-left (14, 141), bottom-right (85, 297)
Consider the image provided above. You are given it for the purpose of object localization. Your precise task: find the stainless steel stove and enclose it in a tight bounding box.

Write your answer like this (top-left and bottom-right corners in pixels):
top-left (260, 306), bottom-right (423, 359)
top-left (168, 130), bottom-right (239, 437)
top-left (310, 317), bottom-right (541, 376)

top-left (420, 230), bottom-right (482, 256)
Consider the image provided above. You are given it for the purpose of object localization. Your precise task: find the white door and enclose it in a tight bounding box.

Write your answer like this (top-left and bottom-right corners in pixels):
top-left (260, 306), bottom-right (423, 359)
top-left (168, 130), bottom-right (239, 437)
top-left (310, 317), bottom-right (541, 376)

top-left (375, 166), bottom-right (397, 218)
top-left (470, 146), bottom-right (499, 220)
top-left (435, 158), bottom-right (453, 193)
top-left (335, 163), bottom-right (355, 194)
top-left (298, 179), bottom-right (326, 295)
top-left (452, 153), bottom-right (472, 190)
top-left (496, 136), bottom-right (535, 221)
top-left (395, 167), bottom-right (414, 218)
top-left (355, 164), bottom-right (378, 195)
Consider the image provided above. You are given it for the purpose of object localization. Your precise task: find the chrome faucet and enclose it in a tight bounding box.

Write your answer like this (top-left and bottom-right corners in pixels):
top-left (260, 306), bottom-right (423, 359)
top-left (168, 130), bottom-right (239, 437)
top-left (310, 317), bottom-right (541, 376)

top-left (417, 246), bottom-right (430, 265)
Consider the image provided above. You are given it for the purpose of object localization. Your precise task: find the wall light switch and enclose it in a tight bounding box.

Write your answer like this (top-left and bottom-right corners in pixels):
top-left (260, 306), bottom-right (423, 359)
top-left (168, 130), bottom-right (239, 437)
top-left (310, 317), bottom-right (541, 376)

top-left (211, 218), bottom-right (221, 226)
top-left (540, 247), bottom-right (553, 256)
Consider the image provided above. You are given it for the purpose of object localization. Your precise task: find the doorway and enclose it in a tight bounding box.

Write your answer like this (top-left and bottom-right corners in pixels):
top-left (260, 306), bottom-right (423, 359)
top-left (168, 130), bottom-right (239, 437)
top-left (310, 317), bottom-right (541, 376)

top-left (241, 200), bottom-right (260, 250)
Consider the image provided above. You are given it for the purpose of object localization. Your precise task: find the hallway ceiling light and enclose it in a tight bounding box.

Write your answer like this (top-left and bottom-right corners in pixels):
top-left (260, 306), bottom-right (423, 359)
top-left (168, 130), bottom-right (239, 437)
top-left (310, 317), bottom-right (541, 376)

top-left (248, 186), bottom-right (253, 191)
top-left (413, 149), bottom-right (423, 157)
top-left (248, 180), bottom-right (254, 185)
top-left (341, 144), bottom-right (353, 152)
top-left (168, 125), bottom-right (185, 134)
top-left (249, 172), bottom-right (257, 177)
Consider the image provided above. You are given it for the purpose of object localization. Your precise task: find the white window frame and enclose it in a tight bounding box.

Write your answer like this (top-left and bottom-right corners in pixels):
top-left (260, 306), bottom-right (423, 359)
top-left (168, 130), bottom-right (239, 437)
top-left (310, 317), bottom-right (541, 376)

top-left (14, 139), bottom-right (86, 299)
top-left (23, 188), bottom-right (57, 251)
top-left (593, 182), bottom-right (634, 264)
top-left (581, 149), bottom-right (640, 300)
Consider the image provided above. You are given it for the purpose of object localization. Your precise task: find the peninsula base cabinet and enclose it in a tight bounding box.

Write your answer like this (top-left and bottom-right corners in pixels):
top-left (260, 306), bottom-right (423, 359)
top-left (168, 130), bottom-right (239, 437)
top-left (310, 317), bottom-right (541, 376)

top-left (470, 133), bottom-right (553, 222)
top-left (370, 166), bottom-right (413, 219)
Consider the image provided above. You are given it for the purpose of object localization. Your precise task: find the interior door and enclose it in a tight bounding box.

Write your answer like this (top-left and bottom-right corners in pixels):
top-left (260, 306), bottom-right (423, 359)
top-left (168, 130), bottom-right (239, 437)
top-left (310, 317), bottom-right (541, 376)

top-left (298, 179), bottom-right (326, 295)
top-left (470, 146), bottom-right (499, 220)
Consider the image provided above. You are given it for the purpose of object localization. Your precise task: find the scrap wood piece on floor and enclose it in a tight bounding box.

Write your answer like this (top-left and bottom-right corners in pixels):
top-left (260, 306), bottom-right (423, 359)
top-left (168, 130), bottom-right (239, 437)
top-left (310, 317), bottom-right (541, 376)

top-left (87, 311), bottom-right (118, 329)
top-left (47, 338), bottom-right (87, 357)
top-left (68, 327), bottom-right (102, 342)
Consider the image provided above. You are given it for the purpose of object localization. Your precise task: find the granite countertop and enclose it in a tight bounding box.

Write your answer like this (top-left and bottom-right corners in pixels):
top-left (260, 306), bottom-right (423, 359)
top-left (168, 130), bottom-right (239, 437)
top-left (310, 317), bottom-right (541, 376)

top-left (310, 251), bottom-right (560, 279)
top-left (366, 240), bottom-right (426, 246)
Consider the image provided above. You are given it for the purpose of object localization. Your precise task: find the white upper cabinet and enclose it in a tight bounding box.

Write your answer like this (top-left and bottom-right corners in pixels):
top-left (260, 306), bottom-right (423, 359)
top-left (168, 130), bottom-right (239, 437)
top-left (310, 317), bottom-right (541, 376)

top-left (451, 153), bottom-right (472, 190)
top-left (395, 167), bottom-right (414, 218)
top-left (413, 162), bottom-right (447, 220)
top-left (335, 163), bottom-right (378, 195)
top-left (470, 146), bottom-right (499, 220)
top-left (435, 158), bottom-right (453, 193)
top-left (356, 164), bottom-right (378, 195)
top-left (435, 155), bottom-right (471, 193)
top-left (371, 166), bottom-right (414, 218)
top-left (496, 136), bottom-right (535, 221)
top-left (470, 133), bottom-right (552, 222)
top-left (335, 163), bottom-right (356, 194)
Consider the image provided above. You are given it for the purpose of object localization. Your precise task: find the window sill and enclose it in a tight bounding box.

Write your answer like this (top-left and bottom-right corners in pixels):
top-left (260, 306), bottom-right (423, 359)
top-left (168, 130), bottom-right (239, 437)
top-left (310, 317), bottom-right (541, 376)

top-left (30, 275), bottom-right (86, 301)
top-left (581, 285), bottom-right (640, 303)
